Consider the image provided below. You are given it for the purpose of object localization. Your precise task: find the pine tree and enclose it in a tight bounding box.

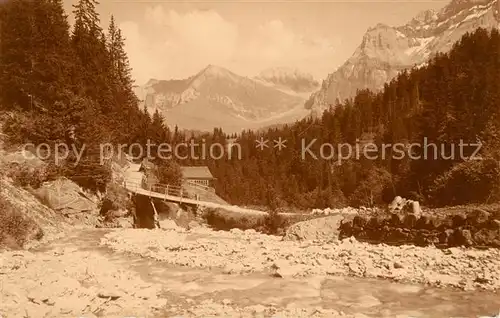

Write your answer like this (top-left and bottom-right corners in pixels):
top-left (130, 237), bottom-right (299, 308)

top-left (0, 0), bottom-right (36, 110)
top-left (71, 0), bottom-right (113, 112)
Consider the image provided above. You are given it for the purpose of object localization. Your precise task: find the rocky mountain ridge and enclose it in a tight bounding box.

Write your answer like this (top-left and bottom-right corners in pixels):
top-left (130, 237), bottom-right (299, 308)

top-left (134, 65), bottom-right (307, 133)
top-left (254, 67), bottom-right (320, 97)
top-left (306, 0), bottom-right (500, 112)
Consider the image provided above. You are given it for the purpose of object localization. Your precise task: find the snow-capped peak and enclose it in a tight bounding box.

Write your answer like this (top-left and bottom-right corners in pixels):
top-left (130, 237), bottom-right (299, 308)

top-left (258, 67), bottom-right (316, 82)
top-left (305, 0), bottom-right (499, 112)
top-left (256, 67), bottom-right (319, 95)
top-left (412, 9), bottom-right (438, 25)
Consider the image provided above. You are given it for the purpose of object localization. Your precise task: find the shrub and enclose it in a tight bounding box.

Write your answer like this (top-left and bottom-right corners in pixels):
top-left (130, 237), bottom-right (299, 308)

top-left (2, 111), bottom-right (65, 146)
top-left (155, 160), bottom-right (182, 186)
top-left (100, 182), bottom-right (132, 216)
top-left (7, 164), bottom-right (48, 189)
top-left (257, 210), bottom-right (290, 235)
top-left (348, 167), bottom-right (392, 207)
top-left (64, 152), bottom-right (112, 193)
top-left (0, 197), bottom-right (43, 249)
top-left (428, 159), bottom-right (500, 206)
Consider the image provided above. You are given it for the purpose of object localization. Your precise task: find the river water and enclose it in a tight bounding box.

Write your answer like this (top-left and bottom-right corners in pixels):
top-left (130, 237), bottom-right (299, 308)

top-left (35, 229), bottom-right (500, 318)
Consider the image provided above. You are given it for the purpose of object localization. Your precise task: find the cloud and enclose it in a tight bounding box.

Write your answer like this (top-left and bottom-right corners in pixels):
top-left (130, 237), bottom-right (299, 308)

top-left (144, 5), bottom-right (165, 26)
top-left (121, 6), bottom-right (239, 83)
top-left (118, 21), bottom-right (159, 84)
top-left (236, 19), bottom-right (337, 76)
top-left (120, 6), bottom-right (337, 84)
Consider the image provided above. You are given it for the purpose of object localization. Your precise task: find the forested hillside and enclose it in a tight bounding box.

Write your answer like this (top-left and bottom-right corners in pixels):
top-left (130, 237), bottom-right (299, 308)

top-left (182, 28), bottom-right (500, 209)
top-left (1, 0), bottom-right (498, 210)
top-left (0, 0), bottom-right (170, 191)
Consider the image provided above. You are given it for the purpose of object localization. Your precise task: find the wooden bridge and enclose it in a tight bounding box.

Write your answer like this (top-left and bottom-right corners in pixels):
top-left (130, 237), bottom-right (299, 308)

top-left (123, 163), bottom-right (304, 216)
top-left (124, 179), bottom-right (275, 216)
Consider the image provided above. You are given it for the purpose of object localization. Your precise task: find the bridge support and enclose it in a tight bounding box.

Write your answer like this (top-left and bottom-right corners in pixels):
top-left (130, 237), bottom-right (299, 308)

top-left (150, 198), bottom-right (160, 229)
top-left (132, 194), bottom-right (160, 229)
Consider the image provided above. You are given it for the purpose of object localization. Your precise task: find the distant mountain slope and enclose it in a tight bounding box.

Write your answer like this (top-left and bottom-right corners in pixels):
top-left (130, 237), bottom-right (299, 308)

top-left (254, 67), bottom-right (320, 98)
top-left (306, 0), bottom-right (500, 112)
top-left (135, 65), bottom-right (307, 133)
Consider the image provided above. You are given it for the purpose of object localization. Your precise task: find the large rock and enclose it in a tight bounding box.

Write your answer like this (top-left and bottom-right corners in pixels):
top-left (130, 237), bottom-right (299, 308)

top-left (388, 196), bottom-right (422, 219)
top-left (388, 196), bottom-right (405, 213)
top-left (283, 214), bottom-right (347, 241)
top-left (32, 177), bottom-right (98, 217)
top-left (466, 209), bottom-right (491, 227)
top-left (410, 201), bottom-right (422, 219)
top-left (0, 178), bottom-right (68, 248)
top-left (473, 228), bottom-right (500, 247)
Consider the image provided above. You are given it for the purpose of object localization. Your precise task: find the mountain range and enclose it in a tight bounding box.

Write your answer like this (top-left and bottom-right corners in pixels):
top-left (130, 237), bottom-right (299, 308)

top-left (135, 65), bottom-right (314, 133)
top-left (255, 67), bottom-right (320, 98)
top-left (306, 0), bottom-right (500, 113)
top-left (136, 0), bottom-right (500, 132)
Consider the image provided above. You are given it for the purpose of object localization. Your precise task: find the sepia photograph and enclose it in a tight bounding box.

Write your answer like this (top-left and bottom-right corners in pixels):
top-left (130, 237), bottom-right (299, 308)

top-left (1, 0), bottom-right (500, 316)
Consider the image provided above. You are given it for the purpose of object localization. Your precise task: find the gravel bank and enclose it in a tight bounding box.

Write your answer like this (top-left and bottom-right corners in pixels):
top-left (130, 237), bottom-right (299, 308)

top-left (167, 299), bottom-right (350, 317)
top-left (0, 247), bottom-right (167, 317)
top-left (102, 226), bottom-right (500, 291)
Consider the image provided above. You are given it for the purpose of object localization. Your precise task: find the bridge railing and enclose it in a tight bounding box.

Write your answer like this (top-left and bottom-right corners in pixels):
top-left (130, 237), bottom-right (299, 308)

top-left (185, 180), bottom-right (216, 193)
top-left (124, 180), bottom-right (207, 201)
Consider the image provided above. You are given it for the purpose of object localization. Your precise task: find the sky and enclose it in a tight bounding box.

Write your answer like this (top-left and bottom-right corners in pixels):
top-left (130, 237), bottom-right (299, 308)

top-left (63, 0), bottom-right (448, 85)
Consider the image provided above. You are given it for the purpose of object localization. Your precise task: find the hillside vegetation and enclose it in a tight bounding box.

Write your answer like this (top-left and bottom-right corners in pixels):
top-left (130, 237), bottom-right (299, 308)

top-left (180, 28), bottom-right (500, 210)
top-left (0, 0), bottom-right (172, 191)
top-left (1, 0), bottom-right (499, 214)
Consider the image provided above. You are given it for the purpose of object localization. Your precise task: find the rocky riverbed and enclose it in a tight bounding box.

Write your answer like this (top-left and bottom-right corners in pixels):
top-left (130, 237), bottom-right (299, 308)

top-left (2, 228), bottom-right (500, 318)
top-left (0, 246), bottom-right (167, 317)
top-left (102, 224), bottom-right (500, 291)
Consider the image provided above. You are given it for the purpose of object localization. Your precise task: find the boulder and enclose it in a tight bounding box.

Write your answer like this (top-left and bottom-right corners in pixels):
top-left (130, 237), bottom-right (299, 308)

top-left (366, 216), bottom-right (384, 229)
top-left (415, 215), bottom-right (432, 230)
top-left (453, 229), bottom-right (473, 247)
top-left (402, 214), bottom-right (418, 229)
top-left (410, 201), bottom-right (422, 218)
top-left (283, 214), bottom-right (345, 241)
top-left (388, 196), bottom-right (405, 213)
top-left (352, 215), bottom-right (368, 228)
top-left (338, 219), bottom-right (353, 237)
top-left (489, 219), bottom-right (500, 230)
top-left (436, 216), bottom-right (454, 230)
top-left (389, 213), bottom-right (404, 227)
top-left (386, 228), bottom-right (409, 243)
top-left (32, 178), bottom-right (97, 217)
top-left (414, 230), bottom-right (438, 246)
top-left (438, 229), bottom-right (454, 245)
top-left (466, 209), bottom-right (491, 227)
top-left (452, 214), bottom-right (467, 228)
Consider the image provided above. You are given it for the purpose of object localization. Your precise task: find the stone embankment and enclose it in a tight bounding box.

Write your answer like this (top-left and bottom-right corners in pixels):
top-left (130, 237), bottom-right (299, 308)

top-left (339, 208), bottom-right (500, 248)
top-left (102, 226), bottom-right (500, 291)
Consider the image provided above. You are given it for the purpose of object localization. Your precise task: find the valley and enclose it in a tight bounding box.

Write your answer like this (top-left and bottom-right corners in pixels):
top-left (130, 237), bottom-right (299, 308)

top-left (134, 65), bottom-right (312, 133)
top-left (1, 0), bottom-right (500, 317)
